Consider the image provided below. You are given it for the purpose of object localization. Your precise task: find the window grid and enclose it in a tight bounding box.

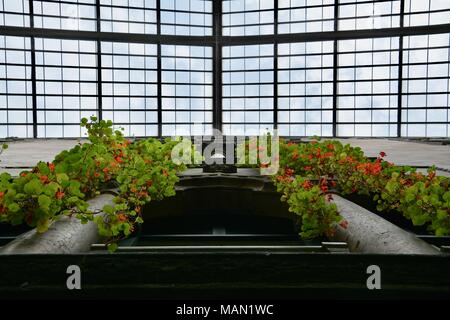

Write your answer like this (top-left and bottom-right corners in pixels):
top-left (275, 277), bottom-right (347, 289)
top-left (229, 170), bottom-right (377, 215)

top-left (222, 44), bottom-right (275, 135)
top-left (33, 0), bottom-right (97, 31)
top-left (278, 0), bottom-right (335, 34)
top-left (402, 33), bottom-right (450, 138)
top-left (101, 41), bottom-right (158, 137)
top-left (223, 0), bottom-right (274, 36)
top-left (160, 0), bottom-right (213, 36)
top-left (35, 38), bottom-right (98, 137)
top-left (404, 0), bottom-right (450, 27)
top-left (277, 41), bottom-right (334, 136)
top-left (337, 37), bottom-right (400, 137)
top-left (100, 0), bottom-right (158, 34)
top-left (0, 1), bottom-right (450, 138)
top-left (338, 0), bottom-right (401, 31)
top-left (0, 36), bottom-right (34, 138)
top-left (161, 45), bottom-right (213, 136)
top-left (0, 0), bottom-right (30, 27)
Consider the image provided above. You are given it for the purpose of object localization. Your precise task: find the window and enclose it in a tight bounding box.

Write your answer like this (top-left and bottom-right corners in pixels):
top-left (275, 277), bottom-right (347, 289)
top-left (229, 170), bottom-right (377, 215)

top-left (100, 0), bottom-right (157, 34)
top-left (278, 41), bottom-right (334, 136)
top-left (279, 0), bottom-right (334, 34)
top-left (101, 41), bottom-right (158, 136)
top-left (223, 0), bottom-right (274, 36)
top-left (337, 37), bottom-right (399, 137)
top-left (338, 0), bottom-right (401, 31)
top-left (161, 45), bottom-right (213, 136)
top-left (0, 36), bottom-right (33, 138)
top-left (402, 33), bottom-right (450, 137)
top-left (35, 38), bottom-right (98, 137)
top-left (222, 44), bottom-right (274, 135)
top-left (0, 1), bottom-right (450, 139)
top-left (160, 0), bottom-right (213, 36)
top-left (0, 0), bottom-right (30, 27)
top-left (34, 0), bottom-right (96, 31)
top-left (405, 0), bottom-right (450, 27)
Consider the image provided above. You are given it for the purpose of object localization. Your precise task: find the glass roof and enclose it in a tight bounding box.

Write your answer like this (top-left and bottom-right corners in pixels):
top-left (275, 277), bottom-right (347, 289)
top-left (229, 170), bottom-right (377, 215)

top-left (0, 0), bottom-right (449, 138)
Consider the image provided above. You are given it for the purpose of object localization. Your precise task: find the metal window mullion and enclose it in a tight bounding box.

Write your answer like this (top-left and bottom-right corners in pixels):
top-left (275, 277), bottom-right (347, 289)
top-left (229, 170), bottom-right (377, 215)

top-left (397, 0), bottom-right (405, 137)
top-left (332, 0), bottom-right (338, 137)
top-left (96, 0), bottom-right (103, 121)
top-left (274, 0), bottom-right (278, 130)
top-left (28, 0), bottom-right (38, 138)
top-left (212, 0), bottom-right (222, 132)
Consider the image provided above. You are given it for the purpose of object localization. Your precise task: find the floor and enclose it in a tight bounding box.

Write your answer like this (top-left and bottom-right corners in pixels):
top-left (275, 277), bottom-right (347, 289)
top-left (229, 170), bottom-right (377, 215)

top-left (0, 138), bottom-right (449, 177)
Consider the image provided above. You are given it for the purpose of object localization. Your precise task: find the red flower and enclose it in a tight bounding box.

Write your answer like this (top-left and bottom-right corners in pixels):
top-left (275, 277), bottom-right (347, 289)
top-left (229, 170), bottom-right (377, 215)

top-left (48, 163), bottom-right (55, 172)
top-left (320, 185), bottom-right (328, 193)
top-left (327, 144), bottom-right (334, 150)
top-left (292, 152), bottom-right (299, 160)
top-left (162, 169), bottom-right (169, 177)
top-left (115, 156), bottom-right (123, 163)
top-left (329, 181), bottom-right (337, 188)
top-left (0, 191), bottom-right (4, 198)
top-left (55, 191), bottom-right (65, 200)
top-left (302, 180), bottom-right (313, 190)
top-left (304, 166), bottom-right (312, 171)
top-left (40, 175), bottom-right (49, 184)
top-left (118, 214), bottom-right (127, 222)
top-left (428, 171), bottom-right (436, 180)
top-left (285, 168), bottom-right (295, 176)
top-left (20, 172), bottom-right (28, 177)
top-left (379, 151), bottom-right (386, 158)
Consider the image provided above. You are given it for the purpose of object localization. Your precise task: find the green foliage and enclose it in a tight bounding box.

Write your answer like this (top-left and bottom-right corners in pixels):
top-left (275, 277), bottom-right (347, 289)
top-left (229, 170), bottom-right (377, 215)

top-left (0, 116), bottom-right (186, 249)
top-left (275, 139), bottom-right (450, 238)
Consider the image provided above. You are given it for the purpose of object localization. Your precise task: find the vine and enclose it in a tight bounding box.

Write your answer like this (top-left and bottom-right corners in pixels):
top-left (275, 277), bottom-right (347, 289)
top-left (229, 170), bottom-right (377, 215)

top-left (0, 117), bottom-right (189, 251)
top-left (273, 139), bottom-right (450, 238)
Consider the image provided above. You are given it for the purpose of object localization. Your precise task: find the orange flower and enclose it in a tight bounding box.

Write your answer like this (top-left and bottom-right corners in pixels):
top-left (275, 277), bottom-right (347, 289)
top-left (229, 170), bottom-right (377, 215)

top-left (428, 171), bottom-right (436, 180)
top-left (302, 180), bottom-right (313, 190)
top-left (285, 168), bottom-right (295, 176)
top-left (55, 191), bottom-right (65, 200)
top-left (48, 163), bottom-right (55, 172)
top-left (118, 214), bottom-right (127, 222)
top-left (40, 175), bottom-right (49, 184)
top-left (20, 172), bottom-right (28, 177)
